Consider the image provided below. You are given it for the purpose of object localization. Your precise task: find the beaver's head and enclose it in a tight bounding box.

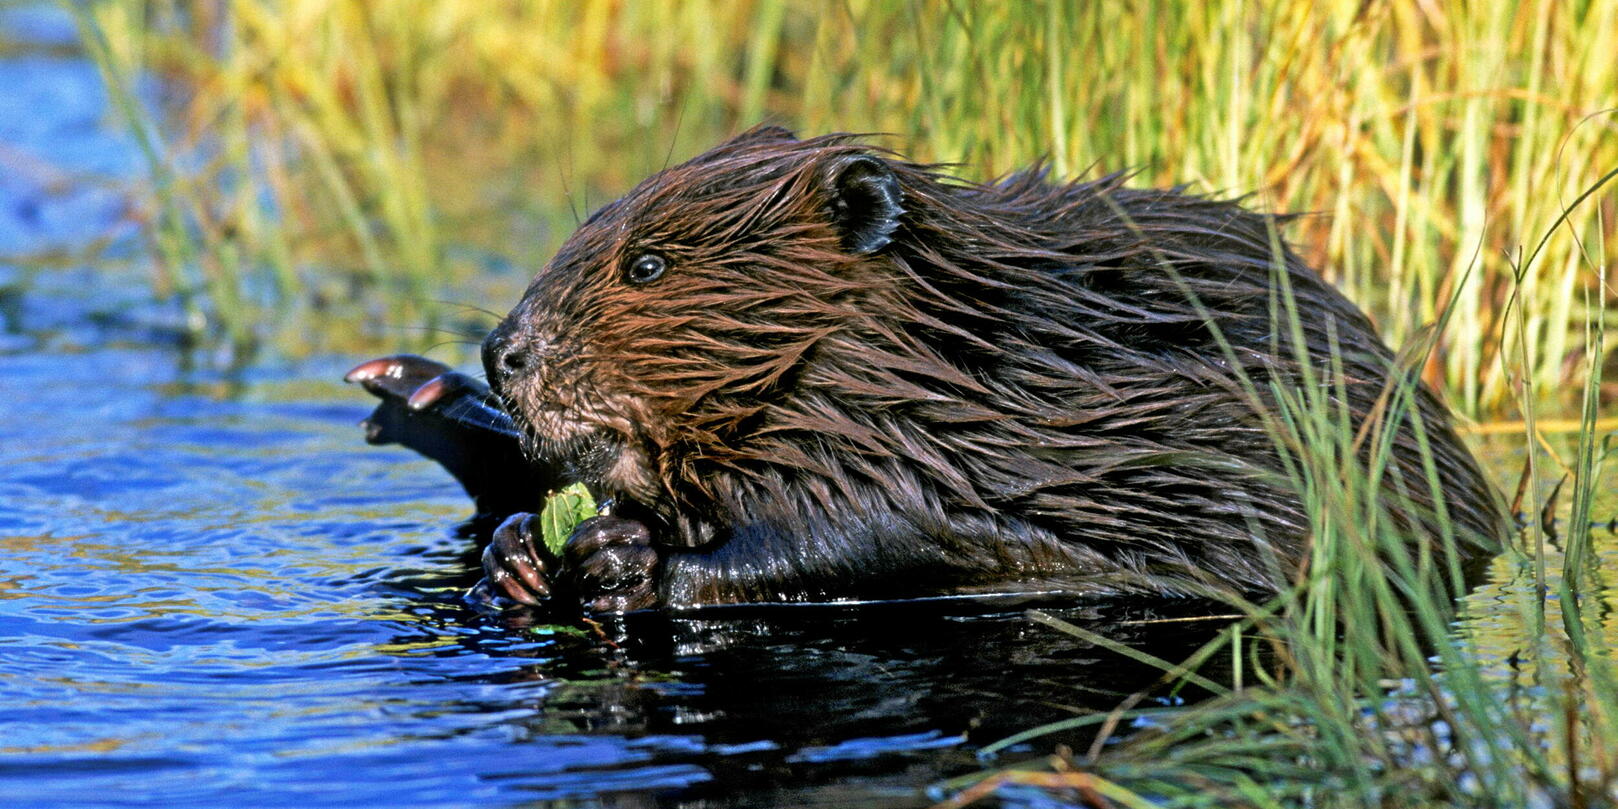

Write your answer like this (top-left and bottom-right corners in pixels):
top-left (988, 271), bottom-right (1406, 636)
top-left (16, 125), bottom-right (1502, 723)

top-left (483, 128), bottom-right (910, 506)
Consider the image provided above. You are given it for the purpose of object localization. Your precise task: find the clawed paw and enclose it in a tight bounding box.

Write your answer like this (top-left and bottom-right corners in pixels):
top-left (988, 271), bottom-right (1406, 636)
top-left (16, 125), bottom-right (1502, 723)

top-left (471, 513), bottom-right (661, 614)
top-left (474, 513), bottom-right (558, 608)
top-left (564, 516), bottom-right (660, 613)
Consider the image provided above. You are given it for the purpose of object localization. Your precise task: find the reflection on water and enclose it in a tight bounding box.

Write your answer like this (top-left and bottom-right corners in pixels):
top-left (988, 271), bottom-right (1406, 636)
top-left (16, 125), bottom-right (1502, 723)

top-left (4, 342), bottom-right (1608, 808)
top-left (0, 343), bottom-right (1239, 807)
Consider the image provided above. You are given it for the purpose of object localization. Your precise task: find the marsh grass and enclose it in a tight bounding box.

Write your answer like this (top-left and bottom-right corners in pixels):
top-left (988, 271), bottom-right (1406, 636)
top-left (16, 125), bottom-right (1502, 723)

top-left (938, 183), bottom-right (1617, 807)
top-left (65, 0), bottom-right (1618, 414)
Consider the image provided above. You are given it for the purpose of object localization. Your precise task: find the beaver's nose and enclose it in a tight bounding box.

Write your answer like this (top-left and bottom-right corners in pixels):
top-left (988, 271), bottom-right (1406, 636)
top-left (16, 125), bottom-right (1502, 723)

top-left (482, 319), bottom-right (533, 391)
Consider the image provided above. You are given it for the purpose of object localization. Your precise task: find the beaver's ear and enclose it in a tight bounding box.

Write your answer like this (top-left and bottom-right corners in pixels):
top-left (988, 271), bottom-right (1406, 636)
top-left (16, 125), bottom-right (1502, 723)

top-left (826, 154), bottom-right (904, 254)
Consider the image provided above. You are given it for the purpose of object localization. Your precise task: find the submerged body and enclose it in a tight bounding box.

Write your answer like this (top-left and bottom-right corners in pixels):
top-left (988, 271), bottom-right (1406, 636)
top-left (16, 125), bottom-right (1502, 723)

top-left (352, 128), bottom-right (1506, 613)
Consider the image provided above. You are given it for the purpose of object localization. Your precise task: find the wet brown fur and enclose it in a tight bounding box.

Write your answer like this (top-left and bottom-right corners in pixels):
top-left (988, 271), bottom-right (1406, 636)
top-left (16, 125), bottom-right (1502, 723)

top-left (485, 126), bottom-right (1507, 606)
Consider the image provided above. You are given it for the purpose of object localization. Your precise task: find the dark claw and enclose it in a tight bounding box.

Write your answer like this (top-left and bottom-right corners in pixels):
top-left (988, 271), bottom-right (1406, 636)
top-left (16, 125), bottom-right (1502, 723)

top-left (407, 375), bottom-right (452, 410)
top-left (346, 355), bottom-right (468, 447)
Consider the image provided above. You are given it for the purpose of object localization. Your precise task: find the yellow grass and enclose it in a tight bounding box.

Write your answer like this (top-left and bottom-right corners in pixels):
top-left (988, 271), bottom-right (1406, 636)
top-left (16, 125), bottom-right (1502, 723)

top-left (76, 0), bottom-right (1617, 415)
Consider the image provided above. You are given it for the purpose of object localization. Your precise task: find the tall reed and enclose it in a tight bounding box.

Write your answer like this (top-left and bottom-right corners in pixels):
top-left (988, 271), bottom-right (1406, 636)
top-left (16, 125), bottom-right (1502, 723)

top-left (942, 177), bottom-right (1616, 808)
top-left (69, 0), bottom-right (1617, 415)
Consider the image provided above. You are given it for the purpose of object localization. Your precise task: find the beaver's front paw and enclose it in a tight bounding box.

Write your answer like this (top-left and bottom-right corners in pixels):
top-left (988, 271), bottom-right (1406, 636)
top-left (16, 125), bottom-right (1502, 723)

top-left (564, 516), bottom-right (659, 613)
top-left (472, 513), bottom-right (559, 608)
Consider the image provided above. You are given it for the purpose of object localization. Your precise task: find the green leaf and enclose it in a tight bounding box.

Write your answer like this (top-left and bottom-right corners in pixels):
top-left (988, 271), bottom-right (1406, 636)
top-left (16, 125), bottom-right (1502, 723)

top-left (537, 483), bottom-right (596, 556)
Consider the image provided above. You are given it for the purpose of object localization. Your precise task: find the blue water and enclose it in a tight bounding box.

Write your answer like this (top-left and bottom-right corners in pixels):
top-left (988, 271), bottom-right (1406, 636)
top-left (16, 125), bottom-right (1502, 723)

top-left (0, 337), bottom-right (1231, 808)
top-left (6, 337), bottom-right (1246, 809)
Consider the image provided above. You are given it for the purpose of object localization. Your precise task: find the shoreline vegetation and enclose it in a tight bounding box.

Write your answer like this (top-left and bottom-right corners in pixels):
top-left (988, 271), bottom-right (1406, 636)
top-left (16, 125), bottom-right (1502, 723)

top-left (48, 1), bottom-right (1618, 806)
top-left (68, 0), bottom-right (1617, 418)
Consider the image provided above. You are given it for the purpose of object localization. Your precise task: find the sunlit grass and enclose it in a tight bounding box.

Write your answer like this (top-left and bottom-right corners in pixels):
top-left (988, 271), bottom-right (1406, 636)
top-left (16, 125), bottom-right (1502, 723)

top-left (940, 177), bottom-right (1617, 808)
top-left (66, 0), bottom-right (1617, 415)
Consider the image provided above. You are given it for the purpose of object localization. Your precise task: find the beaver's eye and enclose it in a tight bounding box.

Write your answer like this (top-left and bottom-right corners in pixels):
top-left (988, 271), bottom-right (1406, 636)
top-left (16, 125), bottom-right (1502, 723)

top-left (623, 253), bottom-right (668, 285)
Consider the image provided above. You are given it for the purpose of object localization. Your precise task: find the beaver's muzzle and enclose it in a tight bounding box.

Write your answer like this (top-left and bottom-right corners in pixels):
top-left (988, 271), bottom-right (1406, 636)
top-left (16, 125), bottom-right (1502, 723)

top-left (482, 312), bottom-right (556, 398)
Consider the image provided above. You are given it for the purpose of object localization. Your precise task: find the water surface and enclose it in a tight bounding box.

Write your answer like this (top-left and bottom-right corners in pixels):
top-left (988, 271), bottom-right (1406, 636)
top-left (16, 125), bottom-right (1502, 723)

top-left (0, 338), bottom-right (1251, 807)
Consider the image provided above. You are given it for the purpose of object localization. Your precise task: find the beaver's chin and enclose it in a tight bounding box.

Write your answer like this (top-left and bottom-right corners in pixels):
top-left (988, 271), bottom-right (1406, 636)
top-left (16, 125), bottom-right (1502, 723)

top-left (505, 404), bottom-right (660, 506)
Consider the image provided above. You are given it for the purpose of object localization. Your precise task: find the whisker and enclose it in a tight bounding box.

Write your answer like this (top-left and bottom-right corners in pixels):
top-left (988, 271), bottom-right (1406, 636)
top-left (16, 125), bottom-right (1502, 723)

top-left (425, 298), bottom-right (506, 322)
top-left (662, 97), bottom-right (689, 172)
top-left (424, 338), bottom-right (482, 354)
top-left (390, 324), bottom-right (487, 340)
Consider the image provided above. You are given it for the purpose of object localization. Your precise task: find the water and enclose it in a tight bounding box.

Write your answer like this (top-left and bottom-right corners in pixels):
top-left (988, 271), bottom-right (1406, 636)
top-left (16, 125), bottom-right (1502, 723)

top-left (0, 344), bottom-right (1239, 809)
top-left (1, 8), bottom-right (1610, 807)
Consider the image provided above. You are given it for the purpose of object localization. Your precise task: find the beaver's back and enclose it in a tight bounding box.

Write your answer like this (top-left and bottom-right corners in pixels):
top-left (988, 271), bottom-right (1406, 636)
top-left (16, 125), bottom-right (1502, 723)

top-left (912, 171), bottom-right (1507, 589)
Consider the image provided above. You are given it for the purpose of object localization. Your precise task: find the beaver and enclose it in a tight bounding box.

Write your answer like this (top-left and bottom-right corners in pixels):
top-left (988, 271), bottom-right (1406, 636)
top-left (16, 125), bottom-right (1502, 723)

top-left (349, 126), bottom-right (1507, 613)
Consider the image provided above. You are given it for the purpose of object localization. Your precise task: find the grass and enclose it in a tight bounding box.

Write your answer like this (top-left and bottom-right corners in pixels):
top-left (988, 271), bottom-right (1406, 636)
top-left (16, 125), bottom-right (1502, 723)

top-left (938, 183), bottom-right (1617, 807)
top-left (51, 1), bottom-right (1618, 806)
top-left (65, 0), bottom-right (1618, 416)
